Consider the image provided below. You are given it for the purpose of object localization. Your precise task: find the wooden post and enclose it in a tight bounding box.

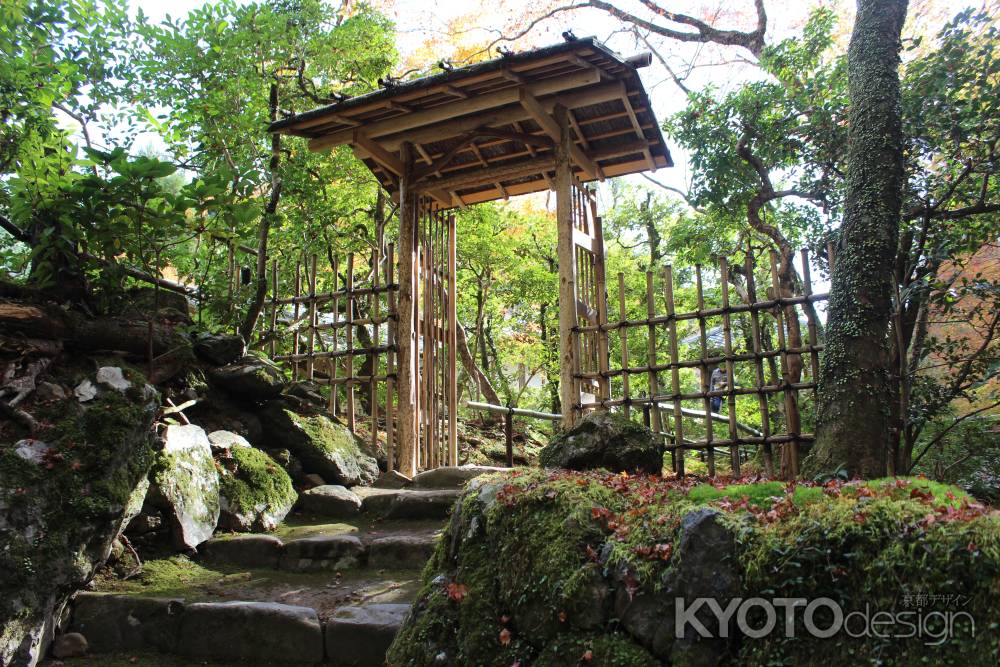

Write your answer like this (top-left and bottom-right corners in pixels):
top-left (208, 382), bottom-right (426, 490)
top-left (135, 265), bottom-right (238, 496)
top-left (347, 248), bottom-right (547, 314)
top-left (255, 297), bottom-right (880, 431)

top-left (505, 406), bottom-right (514, 468)
top-left (346, 253), bottom-right (356, 433)
top-left (307, 254), bottom-right (317, 380)
top-left (554, 104), bottom-right (578, 429)
top-left (663, 266), bottom-right (685, 476)
top-left (617, 273), bottom-right (631, 419)
top-left (447, 214), bottom-right (458, 466)
top-left (386, 243), bottom-right (396, 471)
top-left (719, 257), bottom-right (741, 476)
top-left (370, 247), bottom-right (380, 457)
top-left (396, 144), bottom-right (419, 477)
top-left (744, 250), bottom-right (775, 478)
top-left (769, 250), bottom-right (799, 478)
top-left (694, 265), bottom-right (715, 476)
top-left (592, 208), bottom-right (610, 407)
top-left (644, 271), bottom-right (663, 438)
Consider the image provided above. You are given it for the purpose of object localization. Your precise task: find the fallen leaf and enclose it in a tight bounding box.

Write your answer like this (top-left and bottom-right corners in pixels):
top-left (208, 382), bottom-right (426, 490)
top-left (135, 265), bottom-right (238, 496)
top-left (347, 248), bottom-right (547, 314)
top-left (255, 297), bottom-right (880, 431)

top-left (499, 628), bottom-right (512, 646)
top-left (581, 649), bottom-right (593, 662)
top-left (446, 581), bottom-right (469, 602)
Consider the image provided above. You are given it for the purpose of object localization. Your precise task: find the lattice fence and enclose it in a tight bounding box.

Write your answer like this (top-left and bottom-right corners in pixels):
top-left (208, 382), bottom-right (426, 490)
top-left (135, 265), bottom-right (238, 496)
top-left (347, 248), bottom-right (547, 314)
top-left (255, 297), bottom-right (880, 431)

top-left (572, 248), bottom-right (831, 478)
top-left (262, 246), bottom-right (399, 467)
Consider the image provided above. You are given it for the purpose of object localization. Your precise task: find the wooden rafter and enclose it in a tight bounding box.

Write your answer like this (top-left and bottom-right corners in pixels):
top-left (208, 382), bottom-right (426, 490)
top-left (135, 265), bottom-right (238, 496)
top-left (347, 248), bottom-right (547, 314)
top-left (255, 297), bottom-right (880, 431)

top-left (354, 130), bottom-right (404, 177)
top-left (619, 82), bottom-right (655, 171)
top-left (518, 88), bottom-right (601, 180)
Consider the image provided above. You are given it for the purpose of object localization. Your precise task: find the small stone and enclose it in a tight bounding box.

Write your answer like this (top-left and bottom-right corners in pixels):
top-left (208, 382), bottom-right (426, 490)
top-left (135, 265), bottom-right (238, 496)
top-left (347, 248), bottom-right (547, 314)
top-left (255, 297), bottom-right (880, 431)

top-left (209, 356), bottom-right (286, 399)
top-left (303, 473), bottom-right (326, 488)
top-left (373, 470), bottom-right (412, 489)
top-left (74, 379), bottom-right (97, 402)
top-left (207, 430), bottom-right (252, 453)
top-left (51, 632), bottom-right (88, 659)
top-left (14, 439), bottom-right (50, 465)
top-left (35, 381), bottom-right (68, 401)
top-left (194, 333), bottom-right (246, 367)
top-left (96, 366), bottom-right (131, 392)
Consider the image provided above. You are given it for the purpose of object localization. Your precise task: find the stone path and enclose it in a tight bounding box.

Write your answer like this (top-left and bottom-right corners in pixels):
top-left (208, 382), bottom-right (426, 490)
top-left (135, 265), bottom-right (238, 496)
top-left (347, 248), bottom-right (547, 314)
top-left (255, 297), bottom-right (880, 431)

top-left (61, 466), bottom-right (505, 666)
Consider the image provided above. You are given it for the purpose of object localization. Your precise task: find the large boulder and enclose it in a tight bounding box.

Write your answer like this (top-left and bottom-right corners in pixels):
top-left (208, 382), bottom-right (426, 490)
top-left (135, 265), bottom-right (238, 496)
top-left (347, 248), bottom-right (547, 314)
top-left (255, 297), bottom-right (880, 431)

top-left (194, 332), bottom-right (246, 367)
top-left (259, 403), bottom-right (379, 486)
top-left (539, 411), bottom-right (663, 474)
top-left (216, 446), bottom-right (297, 532)
top-left (0, 370), bottom-right (158, 667)
top-left (149, 424), bottom-right (220, 550)
top-left (389, 471), bottom-right (1000, 667)
top-left (208, 355), bottom-right (286, 400)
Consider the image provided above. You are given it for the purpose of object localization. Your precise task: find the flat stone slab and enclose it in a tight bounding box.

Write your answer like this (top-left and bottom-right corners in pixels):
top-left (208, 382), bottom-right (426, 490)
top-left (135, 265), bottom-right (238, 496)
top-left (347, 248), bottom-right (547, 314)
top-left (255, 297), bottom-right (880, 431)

top-left (324, 604), bottom-right (410, 666)
top-left (70, 593), bottom-right (184, 653)
top-left (300, 484), bottom-right (363, 518)
top-left (353, 488), bottom-right (460, 520)
top-left (280, 534), bottom-right (365, 571)
top-left (199, 534), bottom-right (283, 569)
top-left (408, 465), bottom-right (507, 489)
top-left (178, 601), bottom-right (324, 664)
top-left (368, 533), bottom-right (438, 570)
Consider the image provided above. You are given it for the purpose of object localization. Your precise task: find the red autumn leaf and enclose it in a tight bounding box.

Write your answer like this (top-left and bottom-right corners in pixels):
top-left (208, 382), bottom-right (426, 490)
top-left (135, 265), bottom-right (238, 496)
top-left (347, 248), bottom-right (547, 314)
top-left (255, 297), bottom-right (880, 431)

top-left (500, 614), bottom-right (511, 624)
top-left (967, 542), bottom-right (978, 553)
top-left (910, 488), bottom-right (934, 502)
top-left (558, 610), bottom-right (567, 623)
top-left (581, 649), bottom-right (594, 662)
top-left (857, 486), bottom-right (875, 498)
top-left (128, 658), bottom-right (139, 664)
top-left (585, 544), bottom-right (599, 562)
top-left (654, 543), bottom-right (673, 561)
top-left (853, 513), bottom-right (867, 524)
top-left (499, 628), bottom-right (512, 646)
top-left (446, 582), bottom-right (469, 602)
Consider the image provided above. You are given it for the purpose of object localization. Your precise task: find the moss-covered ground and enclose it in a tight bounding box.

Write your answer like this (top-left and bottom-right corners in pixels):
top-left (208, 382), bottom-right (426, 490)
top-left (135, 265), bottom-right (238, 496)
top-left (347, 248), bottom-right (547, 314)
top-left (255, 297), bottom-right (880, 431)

top-left (389, 470), bottom-right (999, 667)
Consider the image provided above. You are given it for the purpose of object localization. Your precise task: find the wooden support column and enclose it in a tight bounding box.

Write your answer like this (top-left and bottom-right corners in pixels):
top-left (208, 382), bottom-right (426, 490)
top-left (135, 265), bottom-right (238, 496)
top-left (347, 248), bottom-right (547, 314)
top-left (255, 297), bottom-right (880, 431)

top-left (554, 104), bottom-right (578, 429)
top-left (396, 143), bottom-right (419, 476)
top-left (447, 214), bottom-right (459, 466)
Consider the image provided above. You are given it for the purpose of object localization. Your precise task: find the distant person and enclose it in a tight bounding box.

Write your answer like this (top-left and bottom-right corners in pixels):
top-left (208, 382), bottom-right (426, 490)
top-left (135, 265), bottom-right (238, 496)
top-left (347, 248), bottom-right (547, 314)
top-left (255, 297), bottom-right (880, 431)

top-left (710, 366), bottom-right (726, 414)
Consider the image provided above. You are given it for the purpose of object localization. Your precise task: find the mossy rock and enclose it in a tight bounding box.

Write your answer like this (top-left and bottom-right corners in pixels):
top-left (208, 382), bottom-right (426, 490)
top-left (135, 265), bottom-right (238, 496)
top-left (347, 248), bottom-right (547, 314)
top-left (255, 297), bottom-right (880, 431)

top-left (0, 369), bottom-right (158, 665)
top-left (388, 471), bottom-right (999, 666)
top-left (259, 402), bottom-right (379, 486)
top-left (150, 425), bottom-right (220, 550)
top-left (539, 411), bottom-right (663, 474)
top-left (217, 447), bottom-right (297, 532)
top-left (208, 356), bottom-right (286, 400)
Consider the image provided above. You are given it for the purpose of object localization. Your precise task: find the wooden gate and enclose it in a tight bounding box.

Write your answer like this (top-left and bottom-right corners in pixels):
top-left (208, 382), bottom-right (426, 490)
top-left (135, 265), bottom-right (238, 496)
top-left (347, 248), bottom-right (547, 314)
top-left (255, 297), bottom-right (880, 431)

top-left (413, 199), bottom-right (458, 470)
top-left (571, 184), bottom-right (610, 412)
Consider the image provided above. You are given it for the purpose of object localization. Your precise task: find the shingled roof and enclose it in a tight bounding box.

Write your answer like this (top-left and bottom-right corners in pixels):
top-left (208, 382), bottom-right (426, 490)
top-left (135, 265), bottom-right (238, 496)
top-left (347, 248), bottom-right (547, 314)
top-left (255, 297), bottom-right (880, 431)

top-left (270, 37), bottom-right (672, 208)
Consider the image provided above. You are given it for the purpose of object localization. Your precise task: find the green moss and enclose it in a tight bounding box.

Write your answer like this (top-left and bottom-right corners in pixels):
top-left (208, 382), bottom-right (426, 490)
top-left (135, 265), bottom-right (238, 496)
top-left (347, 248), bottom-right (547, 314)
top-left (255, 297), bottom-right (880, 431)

top-left (389, 471), bottom-right (1000, 666)
top-left (535, 633), bottom-right (659, 666)
top-left (1, 380), bottom-right (157, 628)
top-left (151, 444), bottom-right (219, 527)
top-left (218, 447), bottom-right (296, 516)
top-left (286, 410), bottom-right (359, 457)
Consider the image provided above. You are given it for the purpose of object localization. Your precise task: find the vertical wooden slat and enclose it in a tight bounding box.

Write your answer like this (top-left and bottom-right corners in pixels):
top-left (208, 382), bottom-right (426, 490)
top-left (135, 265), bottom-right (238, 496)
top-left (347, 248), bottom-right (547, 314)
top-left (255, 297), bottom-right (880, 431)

top-left (744, 251), bottom-right (775, 477)
top-left (307, 254), bottom-right (318, 380)
top-left (663, 266), bottom-right (685, 476)
top-left (346, 253), bottom-right (356, 433)
top-left (370, 246), bottom-right (380, 458)
top-left (617, 273), bottom-right (631, 419)
top-left (386, 243), bottom-right (396, 472)
top-left (800, 249), bottom-right (821, 387)
top-left (644, 271), bottom-right (663, 440)
top-left (447, 214), bottom-right (458, 466)
top-left (719, 257), bottom-right (741, 476)
top-left (269, 258), bottom-right (278, 359)
top-left (329, 256), bottom-right (339, 417)
top-left (292, 260), bottom-right (302, 380)
top-left (695, 264), bottom-right (715, 477)
top-left (769, 250), bottom-right (799, 478)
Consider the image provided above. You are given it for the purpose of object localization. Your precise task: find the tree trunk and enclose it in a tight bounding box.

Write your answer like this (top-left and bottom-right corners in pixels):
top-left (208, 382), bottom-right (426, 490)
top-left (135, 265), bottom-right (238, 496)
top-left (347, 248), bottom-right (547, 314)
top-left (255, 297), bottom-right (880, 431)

top-left (808, 0), bottom-right (909, 479)
top-left (238, 83), bottom-right (282, 342)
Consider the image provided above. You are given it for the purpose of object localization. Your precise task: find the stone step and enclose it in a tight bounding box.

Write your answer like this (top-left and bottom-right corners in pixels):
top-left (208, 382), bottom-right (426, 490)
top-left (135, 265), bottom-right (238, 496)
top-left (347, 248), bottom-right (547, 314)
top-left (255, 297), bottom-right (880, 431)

top-left (353, 487), bottom-right (462, 519)
top-left (407, 465), bottom-right (508, 490)
top-left (199, 529), bottom-right (439, 572)
top-left (69, 593), bottom-right (409, 666)
top-left (299, 485), bottom-right (464, 520)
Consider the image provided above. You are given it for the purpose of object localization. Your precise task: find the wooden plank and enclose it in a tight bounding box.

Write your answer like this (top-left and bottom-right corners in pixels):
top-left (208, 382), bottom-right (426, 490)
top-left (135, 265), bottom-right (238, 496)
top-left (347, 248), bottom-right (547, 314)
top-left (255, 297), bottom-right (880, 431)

top-left (309, 69), bottom-right (600, 151)
top-left (519, 88), bottom-right (598, 180)
top-left (572, 228), bottom-right (593, 252)
top-left (554, 105), bottom-right (579, 428)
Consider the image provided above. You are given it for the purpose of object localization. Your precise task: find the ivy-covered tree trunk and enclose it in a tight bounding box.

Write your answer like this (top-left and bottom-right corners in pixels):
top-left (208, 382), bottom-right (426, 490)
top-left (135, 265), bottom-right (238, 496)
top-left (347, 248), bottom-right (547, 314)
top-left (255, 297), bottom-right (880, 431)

top-left (808, 0), bottom-right (909, 478)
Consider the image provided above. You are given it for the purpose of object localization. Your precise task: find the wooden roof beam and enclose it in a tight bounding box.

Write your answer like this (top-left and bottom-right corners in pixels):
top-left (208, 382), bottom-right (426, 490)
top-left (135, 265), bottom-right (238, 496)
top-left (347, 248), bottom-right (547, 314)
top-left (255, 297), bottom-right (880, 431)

top-left (518, 88), bottom-right (602, 181)
top-left (361, 81), bottom-right (626, 152)
top-left (619, 82), bottom-right (655, 171)
top-left (309, 68), bottom-right (600, 152)
top-left (353, 130), bottom-right (404, 177)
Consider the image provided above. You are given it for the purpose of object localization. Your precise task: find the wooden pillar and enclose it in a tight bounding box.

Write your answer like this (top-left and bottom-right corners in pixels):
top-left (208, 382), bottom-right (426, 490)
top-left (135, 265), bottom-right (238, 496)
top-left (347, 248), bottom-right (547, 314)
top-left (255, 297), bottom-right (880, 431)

top-left (396, 143), bottom-right (419, 477)
top-left (554, 104), bottom-right (578, 429)
top-left (447, 214), bottom-right (459, 466)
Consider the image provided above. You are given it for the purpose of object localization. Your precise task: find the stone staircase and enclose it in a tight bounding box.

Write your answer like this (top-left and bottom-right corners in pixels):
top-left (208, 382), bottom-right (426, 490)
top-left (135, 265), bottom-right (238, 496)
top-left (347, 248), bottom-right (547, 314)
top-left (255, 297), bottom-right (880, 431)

top-left (63, 466), bottom-right (504, 666)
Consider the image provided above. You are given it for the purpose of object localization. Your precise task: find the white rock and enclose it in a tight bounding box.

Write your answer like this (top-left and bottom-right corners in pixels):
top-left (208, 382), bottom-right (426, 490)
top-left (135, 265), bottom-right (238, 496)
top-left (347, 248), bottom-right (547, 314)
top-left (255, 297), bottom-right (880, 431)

top-left (207, 430), bottom-right (252, 452)
top-left (96, 366), bottom-right (131, 392)
top-left (14, 439), bottom-right (51, 465)
top-left (75, 379), bottom-right (97, 402)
